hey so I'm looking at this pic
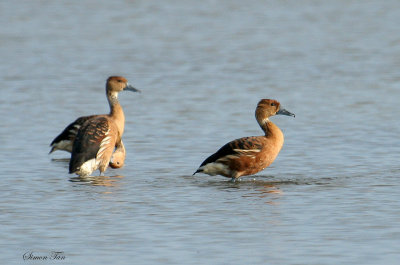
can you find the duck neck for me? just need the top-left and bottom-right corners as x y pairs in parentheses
(259, 118), (280, 138)
(107, 91), (125, 136)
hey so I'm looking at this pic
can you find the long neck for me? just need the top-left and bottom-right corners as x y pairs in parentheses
(107, 91), (125, 136)
(258, 118), (283, 139)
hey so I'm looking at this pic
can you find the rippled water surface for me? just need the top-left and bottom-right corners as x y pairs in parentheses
(1, 0), (400, 264)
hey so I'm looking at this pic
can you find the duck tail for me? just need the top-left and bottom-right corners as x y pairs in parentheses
(193, 169), (202, 176)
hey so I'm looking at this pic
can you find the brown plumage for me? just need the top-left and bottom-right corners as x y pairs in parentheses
(193, 99), (294, 180)
(109, 140), (126, 169)
(69, 76), (139, 177)
(49, 115), (96, 154)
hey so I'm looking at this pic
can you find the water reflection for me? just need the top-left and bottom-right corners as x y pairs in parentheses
(52, 158), (125, 188)
(69, 175), (125, 187)
(188, 174), (337, 200)
(192, 174), (320, 186)
(51, 158), (70, 163)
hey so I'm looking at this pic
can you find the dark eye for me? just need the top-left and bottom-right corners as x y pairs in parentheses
(118, 80), (123, 83)
(271, 103), (275, 106)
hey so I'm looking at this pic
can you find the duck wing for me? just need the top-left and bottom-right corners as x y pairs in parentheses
(49, 115), (97, 152)
(196, 136), (264, 170)
(69, 117), (113, 173)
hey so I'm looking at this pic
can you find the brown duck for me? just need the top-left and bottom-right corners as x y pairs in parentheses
(194, 99), (294, 181)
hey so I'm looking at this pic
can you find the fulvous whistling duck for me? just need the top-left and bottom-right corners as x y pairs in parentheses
(69, 76), (139, 177)
(193, 99), (294, 181)
(50, 79), (140, 154)
(109, 140), (126, 169)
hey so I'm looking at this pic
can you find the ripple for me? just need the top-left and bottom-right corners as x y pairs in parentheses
(69, 175), (125, 187)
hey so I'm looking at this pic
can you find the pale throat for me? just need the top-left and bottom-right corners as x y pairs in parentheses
(261, 117), (270, 124)
(108, 91), (119, 106)
(258, 117), (270, 127)
(258, 117), (272, 135)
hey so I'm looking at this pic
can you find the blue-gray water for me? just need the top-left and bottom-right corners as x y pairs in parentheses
(1, 1), (400, 264)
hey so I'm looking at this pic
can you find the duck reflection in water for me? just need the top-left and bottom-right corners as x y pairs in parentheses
(69, 175), (125, 187)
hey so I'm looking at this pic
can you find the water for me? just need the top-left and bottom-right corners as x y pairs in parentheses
(1, 0), (400, 264)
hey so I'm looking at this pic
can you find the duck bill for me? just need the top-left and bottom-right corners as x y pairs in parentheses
(124, 83), (140, 92)
(277, 108), (295, 117)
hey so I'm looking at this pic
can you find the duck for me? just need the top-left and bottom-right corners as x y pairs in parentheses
(68, 76), (139, 177)
(193, 99), (294, 181)
(109, 140), (126, 169)
(49, 79), (140, 154)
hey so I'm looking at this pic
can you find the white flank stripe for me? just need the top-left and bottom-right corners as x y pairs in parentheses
(97, 135), (111, 160)
(233, 149), (261, 153)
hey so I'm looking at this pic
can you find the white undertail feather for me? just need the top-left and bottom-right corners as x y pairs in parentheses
(199, 162), (231, 176)
(77, 158), (99, 176)
(51, 140), (72, 152)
